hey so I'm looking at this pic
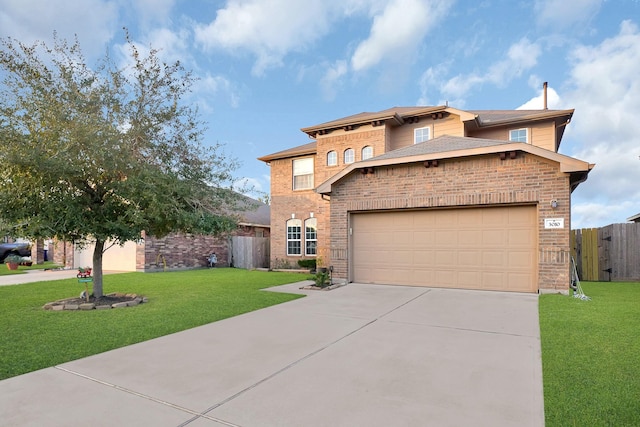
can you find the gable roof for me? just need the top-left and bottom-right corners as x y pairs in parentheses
(300, 106), (573, 137)
(235, 194), (271, 228)
(257, 141), (316, 163)
(258, 105), (575, 163)
(316, 135), (593, 195)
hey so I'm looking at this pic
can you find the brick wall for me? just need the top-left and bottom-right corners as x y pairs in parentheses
(140, 226), (266, 271)
(52, 239), (74, 268)
(269, 155), (330, 268)
(328, 152), (572, 292)
(268, 128), (387, 269)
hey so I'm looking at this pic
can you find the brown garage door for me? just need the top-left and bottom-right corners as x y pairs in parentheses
(351, 206), (537, 292)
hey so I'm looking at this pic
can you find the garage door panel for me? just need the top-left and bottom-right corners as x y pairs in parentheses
(508, 251), (535, 268)
(352, 206), (538, 292)
(458, 250), (481, 267)
(435, 250), (457, 266)
(435, 230), (458, 246)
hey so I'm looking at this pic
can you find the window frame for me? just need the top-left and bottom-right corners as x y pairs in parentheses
(292, 157), (314, 190)
(304, 218), (317, 256)
(327, 150), (338, 166)
(414, 126), (431, 144)
(286, 218), (302, 256)
(344, 148), (355, 164)
(509, 128), (528, 143)
(361, 145), (373, 160)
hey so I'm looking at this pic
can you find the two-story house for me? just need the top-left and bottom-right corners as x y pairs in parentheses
(259, 104), (594, 293)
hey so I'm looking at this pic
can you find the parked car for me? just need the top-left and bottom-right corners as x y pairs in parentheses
(0, 242), (31, 262)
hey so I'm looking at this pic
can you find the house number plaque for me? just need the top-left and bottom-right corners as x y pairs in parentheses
(544, 218), (564, 229)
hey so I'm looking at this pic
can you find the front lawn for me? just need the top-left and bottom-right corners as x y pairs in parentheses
(0, 261), (62, 276)
(539, 282), (640, 426)
(0, 268), (305, 380)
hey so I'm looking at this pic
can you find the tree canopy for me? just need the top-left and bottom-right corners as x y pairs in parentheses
(0, 32), (241, 296)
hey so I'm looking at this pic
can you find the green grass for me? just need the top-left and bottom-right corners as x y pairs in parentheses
(0, 261), (62, 276)
(0, 268), (305, 380)
(539, 282), (640, 426)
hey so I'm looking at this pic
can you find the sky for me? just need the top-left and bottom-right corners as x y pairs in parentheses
(1, 0), (639, 228)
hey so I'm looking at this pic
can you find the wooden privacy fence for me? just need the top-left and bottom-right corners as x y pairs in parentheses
(571, 223), (640, 281)
(230, 236), (270, 270)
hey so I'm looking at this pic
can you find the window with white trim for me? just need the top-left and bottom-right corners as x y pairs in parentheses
(414, 126), (431, 144)
(286, 218), (302, 255)
(327, 150), (337, 166)
(305, 218), (317, 256)
(361, 146), (373, 160)
(509, 128), (528, 143)
(344, 148), (355, 164)
(292, 157), (314, 190)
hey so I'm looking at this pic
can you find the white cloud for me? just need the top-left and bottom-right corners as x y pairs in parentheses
(196, 73), (241, 109)
(194, 0), (333, 75)
(0, 0), (118, 56)
(563, 20), (640, 227)
(132, 0), (177, 27)
(320, 60), (348, 101)
(436, 38), (541, 101)
(534, 0), (602, 31)
(350, 0), (451, 72)
(517, 85), (562, 110)
(144, 27), (191, 65)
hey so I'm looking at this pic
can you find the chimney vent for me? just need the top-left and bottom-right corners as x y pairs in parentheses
(543, 82), (548, 110)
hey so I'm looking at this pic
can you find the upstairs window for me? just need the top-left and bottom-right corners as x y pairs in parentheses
(344, 148), (355, 164)
(305, 218), (317, 256)
(509, 128), (528, 143)
(293, 158), (314, 190)
(327, 150), (338, 166)
(362, 146), (373, 160)
(414, 126), (431, 144)
(286, 219), (302, 255)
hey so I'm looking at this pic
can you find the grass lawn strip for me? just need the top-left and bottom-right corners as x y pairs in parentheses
(539, 282), (640, 426)
(0, 268), (304, 380)
(0, 261), (62, 276)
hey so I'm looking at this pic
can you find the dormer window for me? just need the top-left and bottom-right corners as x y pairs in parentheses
(414, 127), (431, 144)
(509, 128), (528, 143)
(344, 148), (355, 164)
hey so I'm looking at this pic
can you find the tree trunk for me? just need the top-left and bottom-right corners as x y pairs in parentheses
(92, 239), (105, 298)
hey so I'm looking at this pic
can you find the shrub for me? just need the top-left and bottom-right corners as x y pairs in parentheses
(297, 259), (316, 269)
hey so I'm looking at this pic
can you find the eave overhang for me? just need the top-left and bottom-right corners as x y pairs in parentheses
(258, 141), (317, 163)
(316, 142), (594, 195)
(301, 106), (478, 138)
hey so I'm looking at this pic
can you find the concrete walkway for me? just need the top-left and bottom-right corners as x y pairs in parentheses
(0, 269), (125, 286)
(0, 282), (544, 427)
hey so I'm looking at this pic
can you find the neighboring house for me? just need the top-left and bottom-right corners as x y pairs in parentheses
(627, 213), (640, 223)
(259, 105), (594, 293)
(53, 196), (270, 271)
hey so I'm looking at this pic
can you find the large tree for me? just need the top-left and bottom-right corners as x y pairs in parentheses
(0, 32), (240, 297)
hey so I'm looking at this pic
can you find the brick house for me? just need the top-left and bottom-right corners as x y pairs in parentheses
(54, 196), (270, 271)
(259, 105), (594, 293)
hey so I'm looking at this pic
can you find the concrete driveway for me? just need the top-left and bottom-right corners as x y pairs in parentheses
(0, 282), (544, 427)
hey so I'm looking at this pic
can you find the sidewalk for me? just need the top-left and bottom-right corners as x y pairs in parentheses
(0, 269), (125, 286)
